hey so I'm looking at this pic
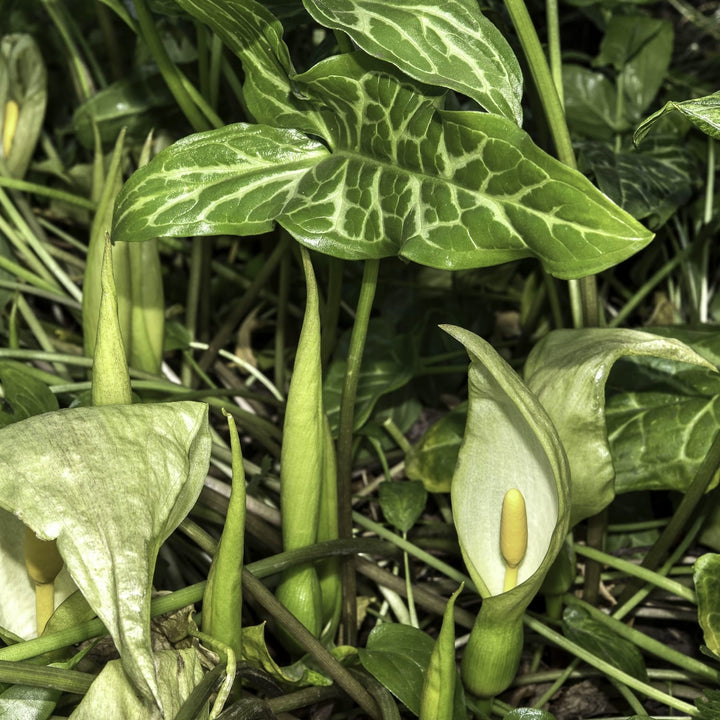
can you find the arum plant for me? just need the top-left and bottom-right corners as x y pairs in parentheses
(0, 232), (212, 714)
(442, 325), (571, 699)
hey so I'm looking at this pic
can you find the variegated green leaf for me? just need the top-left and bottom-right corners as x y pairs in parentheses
(694, 553), (720, 657)
(281, 54), (653, 276)
(174, 0), (327, 136)
(302, 0), (523, 123)
(635, 90), (720, 145)
(112, 123), (329, 242)
(578, 140), (696, 227)
(114, 55), (653, 278)
(606, 363), (720, 496)
(525, 328), (716, 524)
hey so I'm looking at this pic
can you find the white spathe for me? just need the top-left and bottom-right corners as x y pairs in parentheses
(0, 509), (76, 639)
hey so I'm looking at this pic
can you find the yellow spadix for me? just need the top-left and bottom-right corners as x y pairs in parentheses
(500, 488), (527, 592)
(3, 100), (19, 158)
(24, 527), (63, 635)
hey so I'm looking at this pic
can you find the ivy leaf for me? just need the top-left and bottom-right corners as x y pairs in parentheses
(173, 0), (326, 135)
(578, 140), (696, 228)
(0, 402), (211, 711)
(405, 403), (466, 493)
(694, 554), (720, 657)
(378, 481), (427, 533)
(301, 0), (523, 123)
(635, 90), (720, 145)
(562, 605), (648, 682)
(358, 623), (433, 715)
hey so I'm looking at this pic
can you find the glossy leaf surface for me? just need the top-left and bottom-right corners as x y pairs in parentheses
(405, 403), (466, 493)
(595, 16), (673, 121)
(578, 140), (695, 227)
(358, 622), (433, 715)
(0, 402), (211, 709)
(72, 74), (174, 149)
(606, 361), (720, 495)
(525, 328), (715, 525)
(174, 0), (326, 135)
(694, 553), (720, 657)
(635, 90), (720, 144)
(379, 481), (427, 533)
(563, 65), (626, 139)
(562, 605), (648, 681)
(0, 361), (58, 428)
(324, 321), (416, 434)
(302, 0), (523, 123)
(114, 55), (653, 279)
(281, 54), (653, 275)
(113, 123), (329, 242)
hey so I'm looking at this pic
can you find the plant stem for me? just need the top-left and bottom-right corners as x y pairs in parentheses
(572, 543), (696, 603)
(132, 0), (211, 132)
(523, 614), (699, 715)
(242, 569), (382, 719)
(322, 257), (344, 368)
(565, 595), (720, 683)
(198, 232), (290, 371)
(337, 258), (379, 645)
(353, 511), (475, 591)
(182, 238), (205, 386)
(532, 657), (580, 708)
(0, 659), (93, 694)
(274, 246), (290, 392)
(503, 0), (575, 168)
(582, 507), (606, 606)
(0, 177), (96, 210)
(545, 0), (564, 106)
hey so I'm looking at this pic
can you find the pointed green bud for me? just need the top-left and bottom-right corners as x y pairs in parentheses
(91, 234), (132, 406)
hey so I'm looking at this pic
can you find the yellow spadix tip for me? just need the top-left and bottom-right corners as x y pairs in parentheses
(25, 527), (64, 585)
(501, 488), (527, 592)
(3, 100), (19, 159)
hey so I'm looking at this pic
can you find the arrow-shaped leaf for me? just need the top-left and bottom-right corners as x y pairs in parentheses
(114, 55), (654, 278)
(302, 0), (523, 124)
